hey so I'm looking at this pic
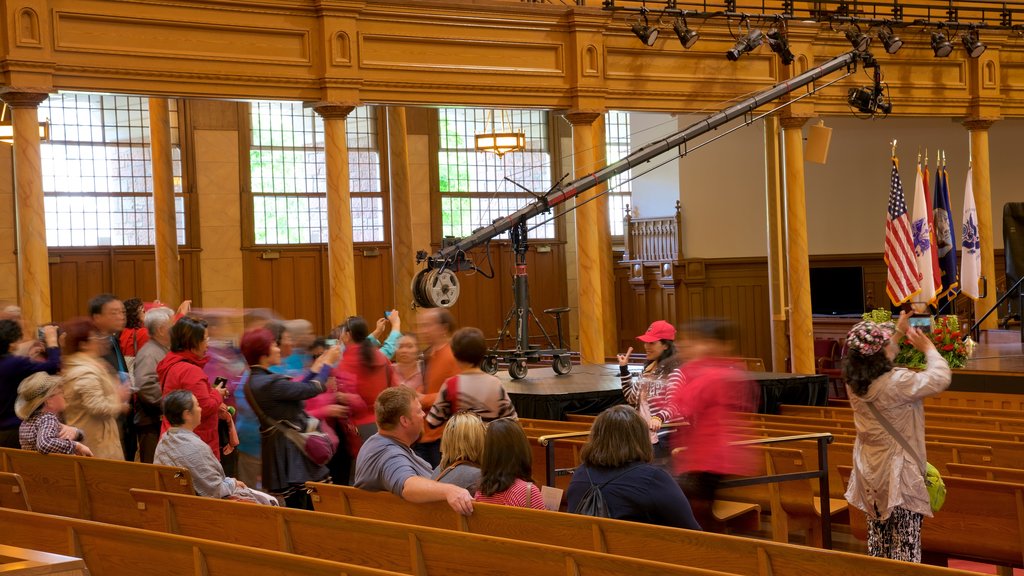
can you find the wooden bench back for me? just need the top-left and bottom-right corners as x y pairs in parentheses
(780, 405), (1024, 432)
(0, 447), (192, 526)
(0, 472), (29, 511)
(925, 391), (1024, 412)
(307, 483), (973, 576)
(946, 463), (1024, 483)
(838, 466), (1024, 568)
(130, 488), (733, 576)
(0, 507), (404, 576)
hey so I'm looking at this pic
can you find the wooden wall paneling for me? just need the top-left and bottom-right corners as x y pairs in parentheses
(353, 248), (395, 323)
(111, 253), (157, 301)
(48, 252), (110, 323)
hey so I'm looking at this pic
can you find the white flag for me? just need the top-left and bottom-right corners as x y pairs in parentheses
(911, 164), (937, 306)
(961, 168), (981, 299)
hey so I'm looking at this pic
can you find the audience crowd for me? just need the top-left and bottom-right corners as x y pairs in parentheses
(3, 293), (858, 548)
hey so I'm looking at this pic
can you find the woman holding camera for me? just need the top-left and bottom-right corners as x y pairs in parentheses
(0, 320), (61, 448)
(842, 311), (951, 562)
(157, 316), (226, 459)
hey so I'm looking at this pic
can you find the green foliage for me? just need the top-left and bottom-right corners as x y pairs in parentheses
(861, 309), (972, 369)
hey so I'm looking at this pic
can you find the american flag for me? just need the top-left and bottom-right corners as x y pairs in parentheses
(885, 158), (921, 305)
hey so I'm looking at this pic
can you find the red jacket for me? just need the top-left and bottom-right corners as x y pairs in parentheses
(157, 350), (223, 458)
(668, 357), (756, 476)
(331, 344), (394, 427)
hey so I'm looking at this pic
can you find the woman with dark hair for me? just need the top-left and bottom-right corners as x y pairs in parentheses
(617, 320), (681, 457)
(334, 316), (394, 441)
(242, 327), (338, 509)
(667, 318), (755, 531)
(0, 319), (61, 447)
(474, 419), (544, 509)
(157, 316), (226, 458)
(62, 317), (131, 460)
(568, 406), (700, 529)
(119, 298), (147, 357)
(842, 312), (951, 562)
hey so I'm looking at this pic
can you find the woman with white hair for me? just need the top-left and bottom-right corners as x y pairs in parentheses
(132, 306), (175, 463)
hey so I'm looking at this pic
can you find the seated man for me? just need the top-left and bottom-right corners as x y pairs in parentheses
(354, 386), (473, 515)
(155, 389), (277, 506)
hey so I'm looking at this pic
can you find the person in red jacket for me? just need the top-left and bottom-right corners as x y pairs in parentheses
(668, 318), (756, 531)
(333, 316), (394, 441)
(157, 316), (227, 459)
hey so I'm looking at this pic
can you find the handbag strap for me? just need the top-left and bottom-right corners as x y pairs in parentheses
(435, 459), (476, 482)
(865, 401), (927, 477)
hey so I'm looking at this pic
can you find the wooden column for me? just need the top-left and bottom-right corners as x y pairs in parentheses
(764, 116), (789, 372)
(2, 92), (50, 334)
(781, 115), (814, 374)
(565, 111), (606, 364)
(592, 113), (618, 355)
(387, 107), (415, 311)
(314, 104), (357, 328)
(149, 97), (181, 305)
(963, 118), (999, 330)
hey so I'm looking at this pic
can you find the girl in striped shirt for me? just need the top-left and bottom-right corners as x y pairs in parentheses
(473, 419), (544, 509)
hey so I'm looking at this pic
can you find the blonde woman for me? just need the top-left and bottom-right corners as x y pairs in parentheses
(431, 411), (486, 492)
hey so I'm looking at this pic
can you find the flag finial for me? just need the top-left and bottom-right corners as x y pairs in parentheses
(891, 139), (898, 157)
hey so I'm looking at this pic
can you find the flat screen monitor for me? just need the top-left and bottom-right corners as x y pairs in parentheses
(810, 266), (865, 316)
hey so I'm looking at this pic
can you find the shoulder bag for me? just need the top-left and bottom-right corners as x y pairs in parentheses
(865, 401), (946, 513)
(244, 377), (335, 467)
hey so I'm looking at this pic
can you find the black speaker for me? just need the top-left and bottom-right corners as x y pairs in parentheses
(1004, 203), (1024, 308)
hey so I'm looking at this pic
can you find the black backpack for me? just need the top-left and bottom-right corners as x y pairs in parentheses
(572, 467), (631, 518)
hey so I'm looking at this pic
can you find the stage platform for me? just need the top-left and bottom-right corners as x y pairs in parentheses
(499, 363), (828, 420)
(953, 341), (1024, 394)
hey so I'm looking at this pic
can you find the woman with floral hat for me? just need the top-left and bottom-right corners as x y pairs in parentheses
(842, 310), (951, 562)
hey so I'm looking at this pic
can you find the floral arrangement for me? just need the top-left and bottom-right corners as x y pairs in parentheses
(859, 309), (974, 369)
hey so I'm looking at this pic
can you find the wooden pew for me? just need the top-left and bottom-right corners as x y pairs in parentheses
(306, 482), (973, 576)
(0, 507), (404, 576)
(0, 544), (86, 575)
(925, 391), (1024, 412)
(762, 446), (849, 547)
(838, 466), (1024, 570)
(0, 471), (30, 511)
(738, 415), (1024, 445)
(779, 405), (1024, 433)
(129, 488), (737, 576)
(0, 447), (192, 527)
(946, 463), (1024, 483)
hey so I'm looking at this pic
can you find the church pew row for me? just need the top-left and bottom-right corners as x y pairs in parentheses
(828, 397), (1024, 421)
(0, 447), (193, 527)
(779, 405), (1024, 433)
(946, 463), (1024, 483)
(0, 544), (86, 574)
(924, 391), (1024, 412)
(737, 409), (1024, 440)
(837, 466), (1024, 570)
(129, 489), (736, 576)
(0, 507), (404, 576)
(0, 471), (30, 511)
(305, 482), (973, 576)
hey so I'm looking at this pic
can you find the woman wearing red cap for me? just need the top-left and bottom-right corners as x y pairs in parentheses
(617, 320), (681, 462)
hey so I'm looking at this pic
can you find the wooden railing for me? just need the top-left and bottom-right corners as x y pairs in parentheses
(622, 200), (683, 267)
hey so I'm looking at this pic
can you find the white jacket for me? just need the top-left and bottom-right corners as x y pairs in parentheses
(844, 349), (951, 521)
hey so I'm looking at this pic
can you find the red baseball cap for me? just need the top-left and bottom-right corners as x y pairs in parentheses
(637, 320), (676, 343)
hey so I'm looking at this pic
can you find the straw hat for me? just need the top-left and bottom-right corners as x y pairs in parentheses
(15, 372), (63, 420)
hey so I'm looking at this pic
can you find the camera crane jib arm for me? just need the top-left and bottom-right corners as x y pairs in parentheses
(413, 49), (865, 309)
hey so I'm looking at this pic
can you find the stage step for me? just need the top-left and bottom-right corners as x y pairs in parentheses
(980, 329), (1024, 344)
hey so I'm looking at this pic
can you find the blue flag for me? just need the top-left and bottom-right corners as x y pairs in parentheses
(933, 164), (958, 299)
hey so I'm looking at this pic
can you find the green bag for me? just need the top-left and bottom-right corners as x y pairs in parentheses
(925, 462), (946, 513)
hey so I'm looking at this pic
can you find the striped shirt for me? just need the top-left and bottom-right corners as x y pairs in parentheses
(20, 411), (77, 455)
(620, 360), (679, 423)
(426, 372), (518, 428)
(475, 478), (545, 509)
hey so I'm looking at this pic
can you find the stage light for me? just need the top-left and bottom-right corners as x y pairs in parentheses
(931, 30), (953, 57)
(631, 9), (659, 47)
(673, 16), (699, 49)
(766, 29), (795, 65)
(845, 25), (871, 52)
(962, 28), (986, 58)
(726, 29), (763, 61)
(877, 25), (903, 54)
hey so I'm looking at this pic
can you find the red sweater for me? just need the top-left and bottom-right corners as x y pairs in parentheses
(668, 357), (756, 476)
(157, 350), (223, 458)
(332, 344), (393, 427)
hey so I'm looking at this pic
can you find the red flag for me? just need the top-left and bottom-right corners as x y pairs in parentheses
(885, 158), (921, 305)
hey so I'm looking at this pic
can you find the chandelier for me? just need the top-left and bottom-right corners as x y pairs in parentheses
(474, 109), (526, 158)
